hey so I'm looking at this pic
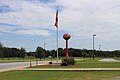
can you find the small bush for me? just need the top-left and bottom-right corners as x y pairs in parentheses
(61, 57), (76, 66)
(69, 58), (75, 65)
(61, 62), (68, 66)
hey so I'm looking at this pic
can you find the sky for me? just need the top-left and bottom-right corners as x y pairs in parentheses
(0, 0), (120, 51)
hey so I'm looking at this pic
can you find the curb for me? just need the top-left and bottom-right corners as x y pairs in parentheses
(23, 68), (120, 71)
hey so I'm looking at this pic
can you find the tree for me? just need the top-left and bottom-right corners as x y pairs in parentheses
(50, 50), (56, 59)
(45, 50), (50, 57)
(82, 49), (87, 59)
(58, 48), (65, 57)
(20, 47), (26, 59)
(68, 48), (74, 57)
(3, 47), (11, 59)
(35, 46), (44, 60)
(0, 43), (3, 58)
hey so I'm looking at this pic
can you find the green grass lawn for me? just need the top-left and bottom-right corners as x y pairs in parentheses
(32, 62), (120, 68)
(0, 70), (120, 80)
(32, 58), (120, 68)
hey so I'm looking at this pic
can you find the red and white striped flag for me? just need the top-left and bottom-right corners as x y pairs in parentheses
(54, 10), (58, 28)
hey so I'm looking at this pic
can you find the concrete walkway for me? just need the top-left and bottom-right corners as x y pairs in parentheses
(23, 68), (120, 71)
(0, 66), (25, 72)
(1, 67), (120, 72)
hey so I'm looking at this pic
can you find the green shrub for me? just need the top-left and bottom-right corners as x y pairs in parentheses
(61, 62), (68, 66)
(61, 57), (76, 66)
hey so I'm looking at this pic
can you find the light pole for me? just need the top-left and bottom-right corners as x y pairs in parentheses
(99, 45), (101, 58)
(44, 43), (46, 60)
(93, 34), (96, 60)
(44, 43), (46, 50)
(99, 45), (101, 51)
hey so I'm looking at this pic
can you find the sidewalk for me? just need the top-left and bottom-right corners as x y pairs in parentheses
(0, 67), (25, 72)
(1, 67), (120, 72)
(23, 68), (120, 71)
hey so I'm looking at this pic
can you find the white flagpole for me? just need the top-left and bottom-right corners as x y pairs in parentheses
(57, 26), (58, 64)
(55, 6), (59, 64)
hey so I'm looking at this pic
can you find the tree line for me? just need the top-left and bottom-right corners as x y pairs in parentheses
(0, 43), (120, 60)
(0, 43), (26, 59)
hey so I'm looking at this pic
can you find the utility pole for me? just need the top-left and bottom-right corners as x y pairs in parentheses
(93, 34), (96, 60)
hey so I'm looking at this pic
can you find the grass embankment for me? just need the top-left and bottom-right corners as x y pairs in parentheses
(0, 70), (120, 80)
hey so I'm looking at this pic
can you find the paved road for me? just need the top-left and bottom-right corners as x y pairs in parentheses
(0, 60), (59, 72)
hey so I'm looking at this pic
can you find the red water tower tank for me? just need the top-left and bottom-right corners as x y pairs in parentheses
(63, 33), (71, 40)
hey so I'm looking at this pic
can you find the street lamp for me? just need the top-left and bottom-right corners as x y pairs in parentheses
(98, 45), (101, 58)
(44, 43), (46, 50)
(44, 43), (46, 60)
(93, 34), (96, 60)
(99, 45), (101, 51)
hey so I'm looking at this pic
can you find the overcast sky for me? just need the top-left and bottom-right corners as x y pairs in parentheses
(0, 0), (120, 51)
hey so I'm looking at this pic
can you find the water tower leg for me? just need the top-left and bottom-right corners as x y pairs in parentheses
(66, 40), (69, 58)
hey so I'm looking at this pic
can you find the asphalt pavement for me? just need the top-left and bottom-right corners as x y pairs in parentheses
(0, 60), (58, 72)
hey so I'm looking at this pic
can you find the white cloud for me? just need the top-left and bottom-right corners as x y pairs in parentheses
(1, 0), (120, 50)
(16, 29), (51, 36)
(0, 0), (55, 30)
(0, 27), (14, 32)
(57, 0), (120, 39)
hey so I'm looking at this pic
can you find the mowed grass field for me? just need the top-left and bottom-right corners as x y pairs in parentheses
(33, 62), (120, 68)
(0, 70), (120, 80)
(32, 58), (120, 68)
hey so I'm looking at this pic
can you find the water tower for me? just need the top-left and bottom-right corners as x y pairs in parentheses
(63, 33), (71, 58)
